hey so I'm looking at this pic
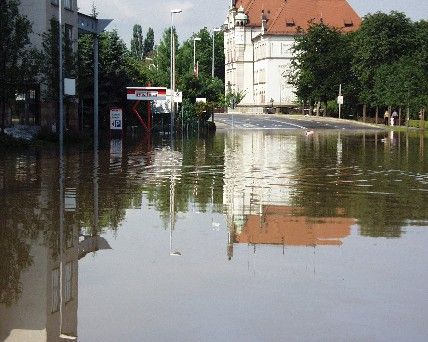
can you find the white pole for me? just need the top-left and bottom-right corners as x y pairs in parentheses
(338, 84), (342, 119)
(170, 13), (174, 134)
(212, 32), (215, 78)
(193, 38), (196, 71)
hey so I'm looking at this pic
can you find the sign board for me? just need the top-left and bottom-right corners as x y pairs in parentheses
(174, 91), (183, 103)
(337, 95), (344, 105)
(196, 98), (207, 103)
(64, 78), (76, 96)
(127, 87), (167, 101)
(152, 89), (183, 114)
(110, 108), (123, 130)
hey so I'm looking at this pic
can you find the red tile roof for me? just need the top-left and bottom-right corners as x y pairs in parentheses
(234, 0), (361, 34)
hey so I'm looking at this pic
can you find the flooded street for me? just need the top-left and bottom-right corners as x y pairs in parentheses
(1, 130), (428, 341)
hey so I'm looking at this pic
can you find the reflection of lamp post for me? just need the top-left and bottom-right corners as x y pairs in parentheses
(193, 37), (201, 73)
(211, 28), (221, 78)
(170, 9), (182, 136)
(169, 174), (181, 256)
(58, 112), (77, 340)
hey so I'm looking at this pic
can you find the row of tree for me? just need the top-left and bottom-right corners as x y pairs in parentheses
(77, 24), (226, 129)
(290, 12), (428, 120)
(0, 0), (226, 133)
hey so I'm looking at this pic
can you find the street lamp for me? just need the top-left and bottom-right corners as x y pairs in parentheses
(211, 28), (221, 78)
(170, 9), (182, 136)
(193, 37), (201, 74)
(58, 0), (64, 147)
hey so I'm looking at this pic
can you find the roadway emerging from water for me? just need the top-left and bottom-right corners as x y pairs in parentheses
(215, 113), (382, 131)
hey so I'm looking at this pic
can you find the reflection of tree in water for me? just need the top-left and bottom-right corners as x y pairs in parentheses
(144, 135), (225, 223)
(0, 152), (42, 306)
(292, 132), (428, 238)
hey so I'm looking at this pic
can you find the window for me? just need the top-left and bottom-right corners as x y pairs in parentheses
(51, 268), (60, 312)
(286, 18), (295, 27)
(65, 262), (73, 302)
(65, 24), (73, 43)
(64, 0), (72, 10)
(344, 19), (353, 27)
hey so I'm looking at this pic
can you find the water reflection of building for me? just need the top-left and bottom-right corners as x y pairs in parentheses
(223, 131), (298, 232)
(228, 206), (353, 258)
(0, 228), (110, 342)
(0, 147), (111, 341)
(223, 132), (354, 259)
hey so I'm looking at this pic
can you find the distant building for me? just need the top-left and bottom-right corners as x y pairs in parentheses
(14, 0), (79, 130)
(224, 0), (361, 113)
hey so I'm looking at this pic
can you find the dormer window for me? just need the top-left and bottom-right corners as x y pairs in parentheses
(344, 19), (353, 27)
(286, 18), (295, 27)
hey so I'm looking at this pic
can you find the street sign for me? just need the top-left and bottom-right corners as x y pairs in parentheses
(174, 91), (183, 103)
(196, 98), (207, 103)
(110, 108), (123, 130)
(337, 95), (344, 105)
(127, 87), (167, 101)
(64, 78), (76, 96)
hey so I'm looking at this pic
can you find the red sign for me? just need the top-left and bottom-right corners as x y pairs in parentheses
(127, 87), (167, 101)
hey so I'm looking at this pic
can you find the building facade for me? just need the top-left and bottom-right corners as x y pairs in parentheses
(16, 0), (79, 130)
(224, 0), (361, 113)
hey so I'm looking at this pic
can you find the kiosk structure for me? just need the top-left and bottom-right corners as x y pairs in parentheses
(126, 87), (167, 132)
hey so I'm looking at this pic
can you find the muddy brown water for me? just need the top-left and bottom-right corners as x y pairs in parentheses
(0, 130), (427, 341)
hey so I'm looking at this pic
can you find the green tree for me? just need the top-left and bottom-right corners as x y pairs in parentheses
(41, 19), (76, 102)
(153, 28), (177, 87)
(351, 11), (415, 106)
(290, 23), (353, 115)
(130, 24), (143, 61)
(143, 27), (155, 57)
(0, 0), (38, 131)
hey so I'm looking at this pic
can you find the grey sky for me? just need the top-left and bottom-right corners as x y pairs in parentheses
(78, 0), (428, 45)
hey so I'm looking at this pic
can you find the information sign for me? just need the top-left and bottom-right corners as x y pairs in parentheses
(110, 108), (123, 130)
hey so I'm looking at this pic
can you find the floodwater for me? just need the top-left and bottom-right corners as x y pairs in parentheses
(0, 129), (427, 341)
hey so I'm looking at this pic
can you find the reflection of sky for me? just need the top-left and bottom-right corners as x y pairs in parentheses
(78, 197), (428, 341)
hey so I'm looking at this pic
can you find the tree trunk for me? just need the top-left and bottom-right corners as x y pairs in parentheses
(398, 107), (402, 127)
(316, 101), (321, 117)
(309, 102), (313, 116)
(421, 108), (426, 130)
(375, 106), (379, 124)
(301, 101), (305, 116)
(406, 107), (410, 127)
(362, 104), (367, 123)
(1, 98), (5, 133)
(324, 101), (328, 117)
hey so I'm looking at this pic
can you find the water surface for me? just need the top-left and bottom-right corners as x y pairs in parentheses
(0, 130), (427, 341)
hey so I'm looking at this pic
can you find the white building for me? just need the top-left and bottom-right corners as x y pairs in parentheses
(224, 0), (361, 113)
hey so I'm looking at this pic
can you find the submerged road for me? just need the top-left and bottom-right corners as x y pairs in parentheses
(215, 113), (382, 131)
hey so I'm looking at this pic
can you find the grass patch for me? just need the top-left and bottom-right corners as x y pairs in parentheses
(408, 120), (428, 129)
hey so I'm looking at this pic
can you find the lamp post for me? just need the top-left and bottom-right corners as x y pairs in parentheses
(211, 28), (221, 78)
(58, 0), (64, 147)
(193, 37), (201, 73)
(170, 9), (182, 136)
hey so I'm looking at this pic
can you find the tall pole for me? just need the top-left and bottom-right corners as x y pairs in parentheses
(94, 35), (99, 145)
(170, 9), (182, 137)
(193, 37), (201, 76)
(59, 0), (64, 146)
(170, 13), (174, 136)
(212, 32), (215, 78)
(338, 84), (342, 120)
(211, 29), (221, 78)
